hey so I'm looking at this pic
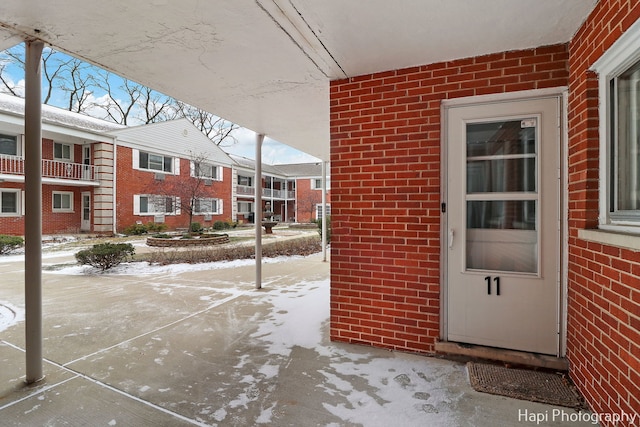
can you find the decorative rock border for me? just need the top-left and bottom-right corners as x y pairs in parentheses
(146, 233), (230, 247)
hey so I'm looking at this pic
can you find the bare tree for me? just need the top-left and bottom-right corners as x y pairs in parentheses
(0, 61), (20, 96)
(41, 48), (72, 105)
(90, 70), (142, 125)
(0, 44), (238, 148)
(151, 152), (221, 230)
(0, 44), (88, 106)
(139, 86), (175, 124)
(60, 58), (92, 113)
(174, 101), (238, 146)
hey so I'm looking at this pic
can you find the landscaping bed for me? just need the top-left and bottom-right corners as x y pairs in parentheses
(146, 233), (230, 247)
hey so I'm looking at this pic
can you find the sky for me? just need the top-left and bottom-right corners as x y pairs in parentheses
(221, 127), (321, 165)
(0, 45), (321, 165)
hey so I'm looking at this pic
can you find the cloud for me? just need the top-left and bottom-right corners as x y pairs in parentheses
(223, 127), (320, 165)
(0, 77), (24, 97)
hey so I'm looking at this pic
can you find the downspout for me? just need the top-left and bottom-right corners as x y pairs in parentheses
(24, 39), (44, 384)
(321, 161), (327, 262)
(112, 136), (118, 235)
(255, 133), (264, 290)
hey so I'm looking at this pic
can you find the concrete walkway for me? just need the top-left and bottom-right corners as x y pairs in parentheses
(0, 234), (596, 426)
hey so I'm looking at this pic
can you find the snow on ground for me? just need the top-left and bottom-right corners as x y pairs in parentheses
(0, 301), (24, 333)
(250, 278), (463, 426)
(1, 237), (464, 426)
(47, 255), (305, 276)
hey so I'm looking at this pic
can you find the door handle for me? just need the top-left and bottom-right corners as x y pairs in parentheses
(448, 229), (454, 249)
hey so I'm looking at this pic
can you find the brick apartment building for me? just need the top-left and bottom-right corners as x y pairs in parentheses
(0, 94), (123, 235)
(0, 95), (330, 235)
(231, 154), (330, 224)
(107, 119), (235, 232)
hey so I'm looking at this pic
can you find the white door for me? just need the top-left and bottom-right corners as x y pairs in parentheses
(82, 145), (91, 180)
(81, 192), (91, 231)
(445, 96), (561, 355)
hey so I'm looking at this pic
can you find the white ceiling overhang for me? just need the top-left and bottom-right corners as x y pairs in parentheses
(0, 0), (598, 160)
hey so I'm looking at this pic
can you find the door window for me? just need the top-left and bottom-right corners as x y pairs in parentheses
(465, 119), (539, 274)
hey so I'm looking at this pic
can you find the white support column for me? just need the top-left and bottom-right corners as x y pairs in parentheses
(270, 176), (274, 217)
(255, 133), (264, 290)
(321, 160), (328, 262)
(284, 179), (289, 222)
(24, 39), (44, 384)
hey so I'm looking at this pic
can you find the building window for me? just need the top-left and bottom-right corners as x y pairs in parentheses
(52, 192), (73, 212)
(195, 198), (222, 214)
(238, 175), (252, 186)
(0, 134), (18, 156)
(610, 60), (640, 220)
(593, 19), (640, 231)
(134, 195), (178, 215)
(238, 201), (252, 213)
(192, 162), (219, 180)
(139, 151), (173, 173)
(0, 190), (19, 215)
(54, 142), (72, 161)
(316, 203), (331, 220)
(311, 178), (330, 190)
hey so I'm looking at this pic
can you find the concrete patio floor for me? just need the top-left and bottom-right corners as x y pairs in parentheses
(0, 233), (596, 426)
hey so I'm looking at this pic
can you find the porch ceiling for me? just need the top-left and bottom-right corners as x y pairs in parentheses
(0, 1), (597, 160)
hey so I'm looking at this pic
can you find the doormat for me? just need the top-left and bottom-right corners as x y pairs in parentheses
(467, 362), (585, 408)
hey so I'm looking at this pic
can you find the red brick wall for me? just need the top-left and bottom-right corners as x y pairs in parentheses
(42, 185), (87, 234)
(295, 178), (330, 223)
(567, 1), (640, 423)
(115, 146), (233, 232)
(330, 44), (569, 353)
(0, 182), (25, 235)
(0, 182), (92, 235)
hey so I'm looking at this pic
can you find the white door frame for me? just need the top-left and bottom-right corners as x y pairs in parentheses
(81, 191), (91, 231)
(82, 144), (91, 180)
(440, 87), (569, 356)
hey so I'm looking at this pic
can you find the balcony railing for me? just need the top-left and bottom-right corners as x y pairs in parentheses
(0, 155), (96, 182)
(237, 185), (295, 199)
(237, 185), (255, 196)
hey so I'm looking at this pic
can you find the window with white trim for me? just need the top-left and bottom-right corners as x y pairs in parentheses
(311, 178), (330, 190)
(238, 201), (252, 214)
(54, 142), (73, 161)
(192, 161), (220, 180)
(593, 19), (640, 231)
(52, 191), (73, 212)
(0, 134), (19, 156)
(238, 175), (252, 186)
(138, 151), (173, 173)
(134, 195), (179, 215)
(0, 190), (20, 215)
(194, 198), (222, 214)
(316, 203), (331, 220)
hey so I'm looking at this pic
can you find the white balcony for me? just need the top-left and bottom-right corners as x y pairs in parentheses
(237, 185), (255, 196)
(236, 184), (294, 200)
(0, 155), (97, 185)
